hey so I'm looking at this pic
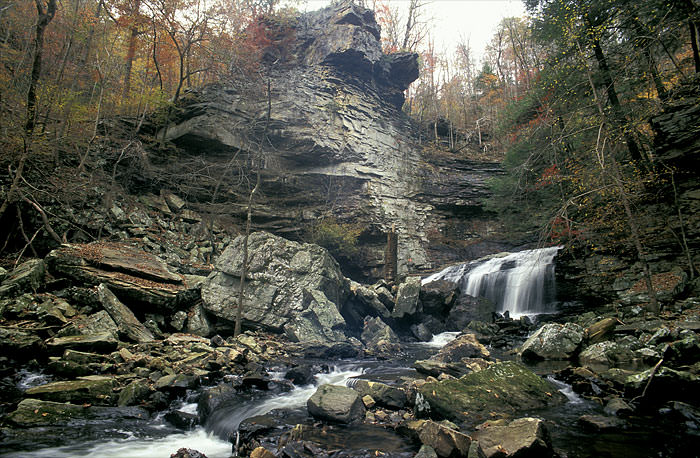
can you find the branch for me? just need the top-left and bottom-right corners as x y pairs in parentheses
(22, 196), (62, 244)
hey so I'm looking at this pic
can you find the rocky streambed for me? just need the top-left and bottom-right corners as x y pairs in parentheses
(1, 231), (699, 457)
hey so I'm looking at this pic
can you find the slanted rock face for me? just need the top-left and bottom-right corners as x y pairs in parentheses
(307, 384), (365, 424)
(158, 2), (501, 281)
(519, 323), (584, 361)
(201, 231), (350, 340)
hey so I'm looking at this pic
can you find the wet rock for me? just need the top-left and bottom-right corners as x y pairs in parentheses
(45, 332), (119, 354)
(360, 316), (400, 356)
(579, 341), (636, 368)
(473, 417), (553, 458)
(0, 259), (45, 297)
(399, 419), (475, 458)
(419, 280), (459, 315)
(197, 383), (237, 422)
(392, 276), (421, 319)
(165, 410), (199, 430)
(97, 284), (154, 343)
(413, 359), (472, 378)
(46, 242), (194, 309)
(414, 445), (438, 458)
(118, 379), (152, 406)
(250, 447), (275, 458)
(307, 384), (365, 424)
(519, 323), (584, 361)
(0, 327), (43, 355)
(202, 232), (349, 336)
(624, 366), (700, 406)
(5, 398), (150, 427)
(348, 282), (392, 321)
(298, 340), (362, 359)
(431, 333), (490, 362)
(411, 323), (433, 342)
(666, 330), (700, 367)
(25, 375), (115, 405)
(604, 398), (634, 417)
(155, 374), (199, 391)
(578, 414), (625, 432)
(418, 362), (566, 427)
(446, 295), (495, 331)
(170, 448), (208, 458)
(351, 379), (407, 409)
(285, 365), (314, 385)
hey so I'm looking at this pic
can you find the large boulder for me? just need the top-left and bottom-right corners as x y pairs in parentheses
(519, 323), (584, 360)
(46, 242), (196, 309)
(392, 276), (422, 319)
(579, 341), (636, 368)
(446, 295), (495, 331)
(307, 384), (365, 424)
(202, 232), (350, 341)
(417, 362), (566, 427)
(473, 417), (554, 458)
(419, 280), (459, 316)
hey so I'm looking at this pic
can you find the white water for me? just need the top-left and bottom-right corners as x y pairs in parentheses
(547, 376), (584, 405)
(423, 247), (561, 318)
(9, 366), (364, 458)
(418, 331), (460, 348)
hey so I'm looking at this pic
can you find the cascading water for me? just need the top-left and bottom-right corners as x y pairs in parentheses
(422, 246), (561, 318)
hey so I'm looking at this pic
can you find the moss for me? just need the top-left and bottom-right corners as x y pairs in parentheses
(418, 361), (566, 426)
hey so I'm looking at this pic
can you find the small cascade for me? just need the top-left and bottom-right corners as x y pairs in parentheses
(423, 246), (561, 318)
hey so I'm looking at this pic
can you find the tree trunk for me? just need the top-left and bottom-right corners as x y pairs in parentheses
(383, 224), (398, 284)
(25, 0), (57, 134)
(235, 79), (272, 337)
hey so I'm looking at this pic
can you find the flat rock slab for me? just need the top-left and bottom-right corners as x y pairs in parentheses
(45, 332), (119, 354)
(46, 242), (193, 309)
(474, 417), (553, 458)
(25, 376), (115, 405)
(5, 398), (149, 427)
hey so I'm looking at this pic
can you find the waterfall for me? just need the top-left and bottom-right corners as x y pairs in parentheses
(423, 246), (560, 318)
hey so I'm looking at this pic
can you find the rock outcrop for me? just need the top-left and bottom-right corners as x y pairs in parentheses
(156, 1), (502, 281)
(202, 231), (350, 342)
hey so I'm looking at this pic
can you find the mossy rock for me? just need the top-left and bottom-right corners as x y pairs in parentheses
(25, 376), (115, 405)
(6, 398), (150, 427)
(417, 361), (566, 427)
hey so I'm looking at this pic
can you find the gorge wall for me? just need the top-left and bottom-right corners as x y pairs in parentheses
(147, 1), (504, 281)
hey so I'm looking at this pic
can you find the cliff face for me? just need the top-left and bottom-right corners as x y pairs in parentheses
(156, 2), (502, 280)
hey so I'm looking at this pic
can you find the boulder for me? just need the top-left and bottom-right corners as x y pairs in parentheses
(578, 341), (636, 368)
(413, 359), (477, 378)
(170, 449), (209, 458)
(417, 362), (566, 427)
(625, 366), (700, 406)
(0, 327), (43, 355)
(473, 417), (553, 458)
(118, 379), (152, 406)
(5, 398), (150, 427)
(0, 258), (45, 297)
(185, 304), (214, 337)
(348, 281), (392, 321)
(45, 332), (119, 354)
(284, 289), (347, 343)
(46, 242), (195, 309)
(97, 284), (154, 343)
(307, 384), (365, 424)
(25, 376), (115, 405)
(415, 445), (438, 458)
(202, 232), (349, 336)
(392, 276), (422, 319)
(519, 323), (584, 360)
(446, 295), (495, 331)
(578, 414), (625, 432)
(360, 316), (400, 356)
(400, 419), (476, 458)
(431, 333), (490, 362)
(420, 280), (459, 315)
(351, 379), (407, 409)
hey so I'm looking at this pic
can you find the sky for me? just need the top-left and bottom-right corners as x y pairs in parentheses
(300, 0), (527, 63)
